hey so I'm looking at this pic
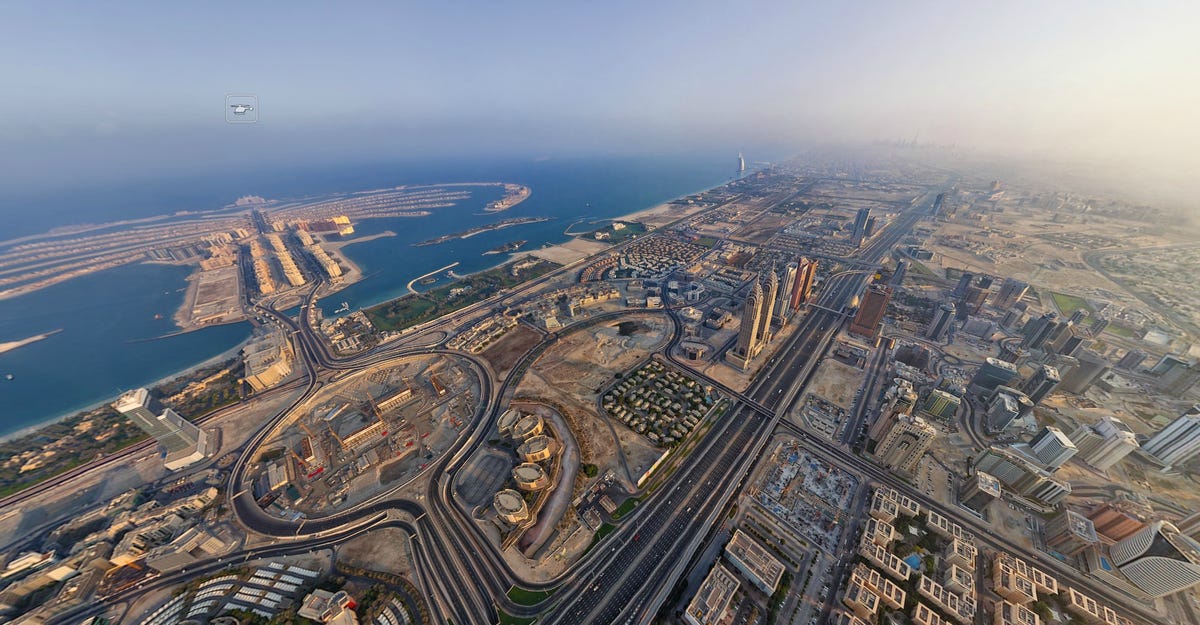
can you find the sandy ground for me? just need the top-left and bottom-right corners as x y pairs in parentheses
(527, 237), (611, 266)
(804, 359), (862, 410)
(336, 528), (413, 576)
(513, 315), (669, 487)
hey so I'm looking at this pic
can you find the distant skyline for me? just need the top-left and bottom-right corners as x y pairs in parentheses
(1, 1), (1197, 206)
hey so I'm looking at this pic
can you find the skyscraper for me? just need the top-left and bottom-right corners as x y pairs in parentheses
(776, 262), (797, 322)
(994, 278), (1029, 311)
(926, 302), (956, 342)
(1058, 349), (1110, 394)
(1116, 349), (1147, 372)
(1021, 313), (1059, 350)
(1027, 426), (1078, 469)
(970, 357), (1019, 396)
(848, 284), (892, 340)
(1020, 364), (1061, 405)
(873, 414), (936, 476)
(1044, 510), (1099, 557)
(790, 257), (817, 312)
(1070, 416), (1139, 472)
(1142, 405), (1200, 469)
(1111, 521), (1200, 598)
(726, 280), (765, 371)
(952, 272), (975, 298)
(851, 208), (871, 247)
(757, 269), (778, 344)
(114, 388), (209, 470)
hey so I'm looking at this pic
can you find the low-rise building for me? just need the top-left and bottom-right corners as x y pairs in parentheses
(724, 529), (785, 594)
(684, 563), (739, 625)
(849, 564), (906, 609)
(994, 600), (1040, 625)
(859, 538), (913, 581)
(1063, 587), (1120, 625)
(842, 580), (881, 622)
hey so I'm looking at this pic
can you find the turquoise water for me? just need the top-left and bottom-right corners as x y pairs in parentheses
(0, 154), (743, 437)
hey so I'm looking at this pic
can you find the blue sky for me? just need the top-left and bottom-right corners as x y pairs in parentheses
(1, 1), (1197, 196)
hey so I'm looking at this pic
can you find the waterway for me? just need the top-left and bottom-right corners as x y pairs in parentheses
(0, 153), (748, 438)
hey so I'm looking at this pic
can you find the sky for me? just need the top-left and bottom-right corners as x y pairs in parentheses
(0, 1), (1197, 203)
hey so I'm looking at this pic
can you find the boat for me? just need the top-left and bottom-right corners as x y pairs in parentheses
(4, 373), (13, 381)
(334, 302), (350, 314)
(153, 313), (164, 320)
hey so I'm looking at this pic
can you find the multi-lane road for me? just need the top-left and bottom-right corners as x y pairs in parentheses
(33, 178), (1165, 625)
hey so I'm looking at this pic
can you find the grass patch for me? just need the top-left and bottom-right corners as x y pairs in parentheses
(367, 259), (558, 331)
(1049, 291), (1094, 316)
(612, 497), (641, 520)
(1105, 324), (1139, 339)
(695, 236), (719, 248)
(506, 586), (552, 606)
(496, 609), (536, 625)
(583, 523), (616, 556)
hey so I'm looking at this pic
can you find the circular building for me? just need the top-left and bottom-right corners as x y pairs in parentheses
(513, 463), (552, 491)
(517, 435), (555, 463)
(498, 408), (522, 437)
(512, 413), (544, 440)
(493, 489), (530, 525)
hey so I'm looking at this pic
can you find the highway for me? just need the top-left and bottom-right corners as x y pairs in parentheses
(36, 177), (1164, 625)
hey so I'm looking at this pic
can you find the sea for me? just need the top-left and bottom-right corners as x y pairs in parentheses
(0, 153), (745, 438)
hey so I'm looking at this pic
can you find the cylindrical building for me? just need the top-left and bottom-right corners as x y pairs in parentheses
(512, 413), (545, 440)
(493, 489), (530, 525)
(1111, 521), (1200, 597)
(513, 463), (552, 491)
(517, 435), (555, 463)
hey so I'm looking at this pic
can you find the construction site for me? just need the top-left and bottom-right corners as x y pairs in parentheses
(248, 354), (481, 518)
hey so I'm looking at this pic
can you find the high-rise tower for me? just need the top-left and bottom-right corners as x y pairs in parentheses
(726, 281), (765, 371)
(114, 388), (209, 470)
(1142, 405), (1200, 469)
(757, 269), (778, 344)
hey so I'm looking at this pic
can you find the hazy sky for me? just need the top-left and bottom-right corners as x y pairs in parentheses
(1, 1), (1197, 197)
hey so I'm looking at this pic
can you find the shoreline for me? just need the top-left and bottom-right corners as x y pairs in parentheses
(2, 172), (732, 443)
(0, 334), (252, 444)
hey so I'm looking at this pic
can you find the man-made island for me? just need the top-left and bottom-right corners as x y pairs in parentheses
(484, 183), (532, 212)
(412, 217), (551, 247)
(483, 240), (527, 255)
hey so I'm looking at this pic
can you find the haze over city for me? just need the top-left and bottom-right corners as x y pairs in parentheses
(5, 4), (1200, 625)
(1, 1), (1198, 205)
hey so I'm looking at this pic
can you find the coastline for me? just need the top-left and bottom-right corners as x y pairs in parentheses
(0, 334), (252, 444)
(2, 171), (732, 443)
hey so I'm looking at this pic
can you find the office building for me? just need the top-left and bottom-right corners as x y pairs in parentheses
(1070, 417), (1139, 472)
(1156, 361), (1200, 398)
(1111, 521), (1200, 598)
(1175, 512), (1200, 542)
(953, 272), (975, 298)
(726, 280), (766, 371)
(961, 285), (990, 315)
(959, 471), (1001, 514)
(1151, 354), (1190, 375)
(1142, 405), (1200, 469)
(1044, 509), (1099, 556)
(851, 208), (871, 247)
(1116, 349), (1147, 372)
(986, 386), (1033, 433)
(790, 257), (817, 312)
(1059, 349), (1110, 394)
(974, 446), (1071, 507)
(873, 414), (936, 476)
(1048, 327), (1087, 357)
(724, 530), (785, 594)
(776, 262), (797, 322)
(848, 284), (892, 340)
(1021, 313), (1059, 350)
(1088, 503), (1149, 543)
(1021, 365), (1061, 405)
(970, 358), (1019, 396)
(756, 269), (778, 346)
(1027, 427), (1077, 469)
(684, 563), (739, 625)
(926, 302), (956, 342)
(921, 389), (961, 422)
(114, 389), (209, 470)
